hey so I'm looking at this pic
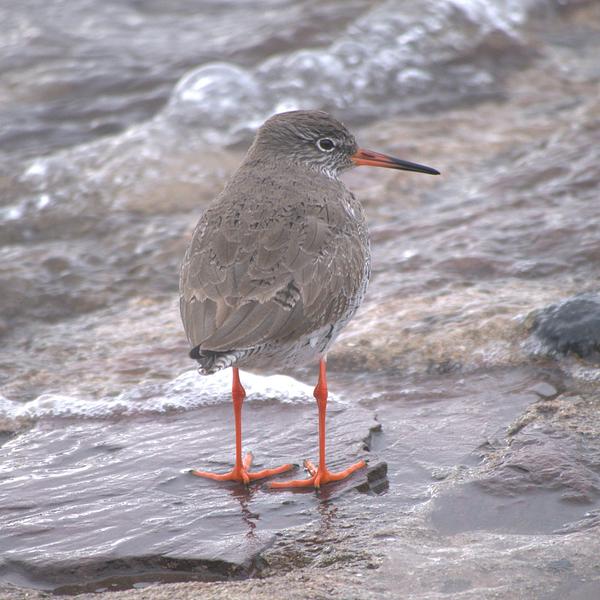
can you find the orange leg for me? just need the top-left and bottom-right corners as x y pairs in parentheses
(191, 367), (295, 484)
(270, 358), (366, 489)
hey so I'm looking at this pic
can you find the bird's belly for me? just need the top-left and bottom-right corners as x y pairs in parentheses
(233, 328), (333, 373)
(234, 290), (366, 374)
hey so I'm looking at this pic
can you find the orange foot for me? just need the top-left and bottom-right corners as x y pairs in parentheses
(269, 458), (366, 489)
(190, 452), (295, 485)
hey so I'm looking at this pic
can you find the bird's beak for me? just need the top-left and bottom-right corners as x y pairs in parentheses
(351, 148), (440, 175)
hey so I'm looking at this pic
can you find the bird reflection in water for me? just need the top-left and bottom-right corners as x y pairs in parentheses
(229, 484), (259, 540)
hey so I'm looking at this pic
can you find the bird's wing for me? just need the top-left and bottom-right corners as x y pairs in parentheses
(180, 191), (368, 352)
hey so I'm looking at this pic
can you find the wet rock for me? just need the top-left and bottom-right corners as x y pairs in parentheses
(531, 293), (600, 360)
(0, 387), (375, 594)
(376, 518), (600, 600)
(5, 554), (264, 596)
(507, 398), (561, 435)
(432, 390), (600, 536)
(478, 434), (600, 503)
(3, 368), (600, 600)
(361, 422), (382, 452)
(355, 462), (389, 495)
(530, 381), (558, 399)
(555, 509), (600, 534)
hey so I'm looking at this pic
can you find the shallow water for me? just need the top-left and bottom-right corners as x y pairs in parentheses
(0, 388), (370, 591)
(6, 366), (595, 594)
(2, 0), (600, 596)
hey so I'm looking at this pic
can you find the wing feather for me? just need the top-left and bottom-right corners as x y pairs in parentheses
(180, 163), (369, 352)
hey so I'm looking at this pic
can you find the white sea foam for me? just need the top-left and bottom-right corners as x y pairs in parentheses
(164, 0), (531, 146)
(0, 370), (316, 422)
(15, 0), (536, 224)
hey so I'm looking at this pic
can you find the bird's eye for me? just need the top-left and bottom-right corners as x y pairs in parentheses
(317, 138), (335, 152)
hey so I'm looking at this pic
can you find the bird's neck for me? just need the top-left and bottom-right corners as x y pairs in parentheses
(242, 145), (341, 182)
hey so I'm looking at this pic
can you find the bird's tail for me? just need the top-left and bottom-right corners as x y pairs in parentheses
(189, 346), (239, 375)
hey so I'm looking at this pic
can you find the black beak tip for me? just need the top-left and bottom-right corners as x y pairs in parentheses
(410, 164), (440, 176)
(390, 156), (440, 176)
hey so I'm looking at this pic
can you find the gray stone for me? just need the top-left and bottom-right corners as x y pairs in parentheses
(531, 294), (600, 360)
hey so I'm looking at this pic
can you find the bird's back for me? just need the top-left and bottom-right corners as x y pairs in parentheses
(180, 157), (370, 374)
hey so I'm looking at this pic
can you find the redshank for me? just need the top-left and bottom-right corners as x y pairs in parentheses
(180, 110), (439, 488)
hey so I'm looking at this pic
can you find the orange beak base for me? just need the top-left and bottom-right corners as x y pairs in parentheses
(352, 148), (440, 175)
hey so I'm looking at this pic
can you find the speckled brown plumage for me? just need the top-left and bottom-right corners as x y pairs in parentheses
(180, 111), (370, 374)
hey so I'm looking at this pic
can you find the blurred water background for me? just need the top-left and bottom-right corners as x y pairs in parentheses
(1, 1), (600, 597)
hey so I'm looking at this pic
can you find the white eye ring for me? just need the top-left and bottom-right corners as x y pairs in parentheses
(317, 138), (335, 152)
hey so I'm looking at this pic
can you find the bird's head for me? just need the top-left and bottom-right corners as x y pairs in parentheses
(251, 110), (440, 179)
